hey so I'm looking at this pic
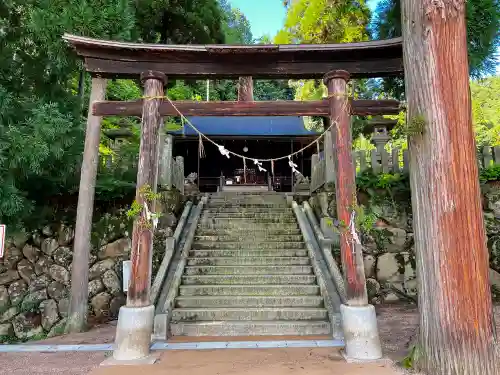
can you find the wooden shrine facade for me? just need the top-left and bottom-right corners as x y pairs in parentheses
(63, 33), (404, 331)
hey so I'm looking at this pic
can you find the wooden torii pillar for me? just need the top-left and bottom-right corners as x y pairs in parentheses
(324, 70), (381, 361)
(112, 71), (166, 362)
(67, 77), (107, 333)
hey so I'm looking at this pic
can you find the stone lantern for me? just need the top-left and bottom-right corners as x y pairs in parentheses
(369, 117), (396, 154)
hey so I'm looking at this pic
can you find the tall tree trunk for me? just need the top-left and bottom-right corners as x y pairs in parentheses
(238, 76), (254, 101)
(401, 1), (499, 374)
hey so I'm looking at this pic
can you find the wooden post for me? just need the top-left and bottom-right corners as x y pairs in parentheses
(159, 133), (173, 188)
(401, 2), (498, 374)
(324, 70), (368, 306)
(323, 118), (336, 187)
(127, 71), (166, 307)
(238, 76), (254, 101)
(67, 77), (107, 333)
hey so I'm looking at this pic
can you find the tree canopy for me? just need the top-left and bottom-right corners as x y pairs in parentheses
(371, 0), (500, 80)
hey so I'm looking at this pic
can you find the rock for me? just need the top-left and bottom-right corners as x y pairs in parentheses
(35, 255), (53, 276)
(12, 312), (44, 340)
(98, 238), (130, 260)
(40, 299), (59, 331)
(21, 288), (48, 311)
(8, 280), (27, 306)
(32, 232), (43, 247)
(363, 255), (376, 279)
(28, 274), (52, 293)
(0, 306), (18, 323)
(159, 213), (177, 230)
(17, 259), (35, 283)
(41, 238), (59, 256)
(49, 265), (70, 286)
(22, 244), (40, 263)
(53, 247), (73, 267)
(366, 278), (381, 301)
(385, 228), (407, 252)
(109, 295), (126, 318)
(0, 270), (20, 285)
(376, 253), (404, 283)
(3, 247), (23, 269)
(47, 281), (69, 301)
(88, 279), (105, 298)
(42, 225), (54, 237)
(11, 232), (30, 249)
(102, 270), (121, 296)
(0, 323), (14, 337)
(384, 292), (400, 303)
(47, 318), (67, 338)
(89, 259), (115, 280)
(89, 254), (97, 266)
(0, 286), (10, 314)
(57, 224), (74, 246)
(57, 298), (70, 318)
(91, 292), (111, 319)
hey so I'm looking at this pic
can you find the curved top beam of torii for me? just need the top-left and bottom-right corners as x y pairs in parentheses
(63, 34), (403, 79)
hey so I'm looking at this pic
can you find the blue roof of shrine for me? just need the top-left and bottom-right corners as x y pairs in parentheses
(170, 116), (319, 137)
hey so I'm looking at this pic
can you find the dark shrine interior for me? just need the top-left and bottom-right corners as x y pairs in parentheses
(173, 137), (315, 192)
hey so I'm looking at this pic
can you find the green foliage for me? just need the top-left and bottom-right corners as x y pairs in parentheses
(372, 0), (500, 97)
(471, 76), (500, 146)
(480, 165), (500, 183)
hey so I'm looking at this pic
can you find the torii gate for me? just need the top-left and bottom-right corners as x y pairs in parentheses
(63, 34), (403, 362)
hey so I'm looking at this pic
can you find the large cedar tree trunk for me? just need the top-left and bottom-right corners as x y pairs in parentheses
(401, 1), (499, 374)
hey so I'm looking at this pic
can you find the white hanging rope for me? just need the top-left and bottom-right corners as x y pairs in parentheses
(159, 95), (348, 163)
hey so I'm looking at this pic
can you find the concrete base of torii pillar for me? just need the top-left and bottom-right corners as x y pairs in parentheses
(340, 304), (383, 362)
(101, 305), (158, 366)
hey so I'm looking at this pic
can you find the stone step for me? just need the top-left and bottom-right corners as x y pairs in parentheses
(186, 257), (310, 266)
(193, 234), (304, 242)
(189, 249), (308, 257)
(175, 296), (325, 308)
(181, 274), (317, 285)
(204, 208), (291, 213)
(199, 216), (297, 223)
(201, 212), (295, 219)
(171, 307), (329, 322)
(184, 265), (312, 275)
(207, 203), (289, 209)
(191, 241), (305, 250)
(195, 228), (302, 236)
(178, 284), (320, 296)
(170, 320), (331, 337)
(197, 222), (300, 230)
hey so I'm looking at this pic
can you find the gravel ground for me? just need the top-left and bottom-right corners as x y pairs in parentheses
(0, 304), (498, 375)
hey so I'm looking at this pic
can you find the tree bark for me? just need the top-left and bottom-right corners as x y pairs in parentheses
(238, 76), (254, 101)
(127, 71), (166, 307)
(324, 70), (368, 306)
(66, 77), (107, 333)
(401, 1), (499, 374)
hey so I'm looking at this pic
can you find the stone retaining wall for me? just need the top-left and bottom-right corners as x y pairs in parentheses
(0, 189), (184, 342)
(309, 181), (500, 305)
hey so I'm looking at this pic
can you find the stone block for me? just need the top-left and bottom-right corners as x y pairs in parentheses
(53, 247), (73, 267)
(0, 270), (20, 286)
(34, 255), (53, 276)
(0, 306), (19, 323)
(47, 281), (69, 301)
(17, 259), (35, 283)
(3, 248), (23, 270)
(21, 288), (48, 311)
(41, 238), (59, 256)
(12, 312), (44, 340)
(40, 299), (59, 331)
(89, 259), (115, 280)
(98, 238), (131, 260)
(49, 265), (70, 286)
(364, 255), (376, 279)
(102, 270), (122, 296)
(57, 224), (74, 246)
(0, 286), (10, 314)
(91, 292), (112, 319)
(8, 279), (27, 306)
(22, 244), (40, 263)
(88, 279), (105, 298)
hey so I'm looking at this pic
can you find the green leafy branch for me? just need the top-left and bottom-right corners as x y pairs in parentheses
(126, 184), (162, 229)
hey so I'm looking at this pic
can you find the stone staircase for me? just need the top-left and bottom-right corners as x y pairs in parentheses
(169, 193), (333, 337)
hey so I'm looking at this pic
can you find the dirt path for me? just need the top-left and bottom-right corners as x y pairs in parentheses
(0, 305), (497, 375)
